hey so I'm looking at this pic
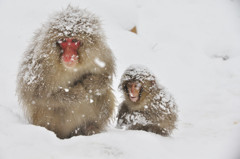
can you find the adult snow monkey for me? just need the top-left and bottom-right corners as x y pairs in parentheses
(17, 6), (115, 139)
(117, 65), (177, 136)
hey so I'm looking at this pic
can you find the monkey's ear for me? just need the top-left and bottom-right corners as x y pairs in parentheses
(118, 82), (128, 93)
(124, 84), (128, 93)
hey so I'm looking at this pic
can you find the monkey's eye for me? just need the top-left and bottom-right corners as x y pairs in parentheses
(72, 39), (78, 43)
(72, 39), (83, 46)
(57, 38), (66, 44)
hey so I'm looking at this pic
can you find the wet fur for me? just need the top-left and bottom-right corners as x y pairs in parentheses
(117, 70), (177, 136)
(17, 7), (115, 139)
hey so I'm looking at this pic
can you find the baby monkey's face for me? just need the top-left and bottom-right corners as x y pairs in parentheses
(126, 81), (142, 102)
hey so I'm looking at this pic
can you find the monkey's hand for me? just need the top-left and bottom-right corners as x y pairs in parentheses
(81, 73), (111, 95)
(44, 82), (89, 105)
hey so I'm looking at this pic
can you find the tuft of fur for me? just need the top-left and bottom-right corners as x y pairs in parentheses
(117, 65), (177, 136)
(16, 6), (115, 139)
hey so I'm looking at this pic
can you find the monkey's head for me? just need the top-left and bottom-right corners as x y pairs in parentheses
(34, 6), (112, 72)
(120, 65), (157, 108)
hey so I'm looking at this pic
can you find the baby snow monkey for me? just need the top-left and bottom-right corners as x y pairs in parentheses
(117, 65), (178, 136)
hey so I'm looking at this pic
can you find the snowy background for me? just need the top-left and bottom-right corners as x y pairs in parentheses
(0, 0), (240, 158)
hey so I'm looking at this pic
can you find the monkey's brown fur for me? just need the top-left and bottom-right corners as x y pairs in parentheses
(17, 6), (115, 139)
(117, 65), (177, 136)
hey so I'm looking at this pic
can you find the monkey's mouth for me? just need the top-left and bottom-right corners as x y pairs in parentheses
(61, 54), (79, 68)
(129, 94), (139, 102)
(130, 97), (138, 102)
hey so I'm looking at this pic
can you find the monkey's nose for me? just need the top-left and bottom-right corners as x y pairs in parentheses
(129, 92), (135, 97)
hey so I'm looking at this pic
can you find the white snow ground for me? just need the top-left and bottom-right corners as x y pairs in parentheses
(0, 0), (240, 159)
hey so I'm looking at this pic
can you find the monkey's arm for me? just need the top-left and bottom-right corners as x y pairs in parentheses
(117, 103), (132, 128)
(30, 73), (110, 107)
(46, 73), (110, 104)
(117, 103), (129, 119)
(30, 81), (89, 108)
(81, 73), (112, 95)
(53, 84), (88, 103)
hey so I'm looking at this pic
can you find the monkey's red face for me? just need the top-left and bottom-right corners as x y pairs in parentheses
(126, 81), (142, 102)
(57, 38), (81, 68)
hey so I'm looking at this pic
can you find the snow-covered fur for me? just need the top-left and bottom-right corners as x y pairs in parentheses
(16, 6), (115, 139)
(117, 65), (177, 136)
